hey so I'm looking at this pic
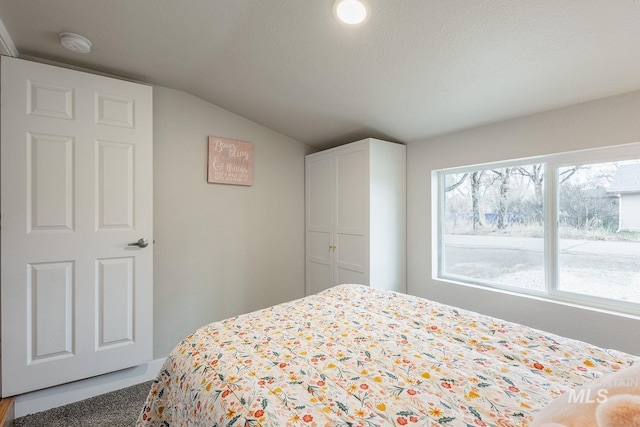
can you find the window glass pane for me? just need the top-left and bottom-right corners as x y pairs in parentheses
(557, 161), (640, 303)
(442, 164), (545, 291)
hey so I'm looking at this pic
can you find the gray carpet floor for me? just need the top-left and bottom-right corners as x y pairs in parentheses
(13, 381), (152, 426)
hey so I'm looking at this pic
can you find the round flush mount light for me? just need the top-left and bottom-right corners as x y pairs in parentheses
(59, 32), (92, 53)
(333, 0), (369, 26)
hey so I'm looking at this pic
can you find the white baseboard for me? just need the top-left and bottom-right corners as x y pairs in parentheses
(14, 358), (166, 419)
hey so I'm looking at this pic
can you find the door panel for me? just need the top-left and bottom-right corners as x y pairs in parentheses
(335, 233), (365, 271)
(28, 133), (74, 231)
(308, 262), (332, 296)
(97, 257), (134, 348)
(335, 149), (364, 233)
(307, 155), (333, 230)
(28, 261), (74, 362)
(96, 93), (134, 128)
(1, 57), (153, 397)
(97, 141), (134, 229)
(27, 80), (74, 120)
(308, 231), (331, 262)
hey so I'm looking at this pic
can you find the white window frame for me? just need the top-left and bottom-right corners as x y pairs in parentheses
(434, 142), (640, 315)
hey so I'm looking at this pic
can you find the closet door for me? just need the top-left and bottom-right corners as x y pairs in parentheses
(1, 57), (153, 396)
(306, 153), (334, 295)
(334, 145), (368, 285)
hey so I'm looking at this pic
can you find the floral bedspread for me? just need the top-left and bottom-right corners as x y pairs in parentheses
(137, 284), (637, 427)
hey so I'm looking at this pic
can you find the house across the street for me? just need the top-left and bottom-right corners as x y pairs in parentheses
(608, 164), (640, 231)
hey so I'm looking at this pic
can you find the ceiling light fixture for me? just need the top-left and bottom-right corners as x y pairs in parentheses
(333, 0), (369, 26)
(59, 32), (92, 53)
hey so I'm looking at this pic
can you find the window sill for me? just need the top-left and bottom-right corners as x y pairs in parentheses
(434, 275), (640, 321)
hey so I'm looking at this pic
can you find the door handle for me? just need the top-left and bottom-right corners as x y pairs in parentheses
(128, 238), (149, 248)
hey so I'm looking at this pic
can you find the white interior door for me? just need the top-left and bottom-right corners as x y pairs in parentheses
(1, 57), (153, 397)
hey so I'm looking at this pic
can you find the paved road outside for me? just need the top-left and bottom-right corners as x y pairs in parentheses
(444, 235), (640, 257)
(443, 234), (640, 303)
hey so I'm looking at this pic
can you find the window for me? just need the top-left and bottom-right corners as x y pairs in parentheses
(436, 144), (640, 312)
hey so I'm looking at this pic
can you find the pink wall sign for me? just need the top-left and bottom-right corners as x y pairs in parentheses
(207, 136), (253, 186)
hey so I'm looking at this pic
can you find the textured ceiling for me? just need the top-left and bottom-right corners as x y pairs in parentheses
(1, 1), (639, 149)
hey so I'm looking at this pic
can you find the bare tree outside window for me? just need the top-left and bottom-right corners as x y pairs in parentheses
(439, 156), (640, 307)
(442, 164), (545, 292)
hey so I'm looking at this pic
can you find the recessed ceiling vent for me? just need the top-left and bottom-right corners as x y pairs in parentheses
(59, 32), (92, 53)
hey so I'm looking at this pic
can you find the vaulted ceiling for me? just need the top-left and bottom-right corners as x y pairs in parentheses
(1, 1), (639, 149)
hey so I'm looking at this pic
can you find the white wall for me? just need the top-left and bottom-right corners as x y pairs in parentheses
(153, 86), (312, 358)
(407, 90), (640, 356)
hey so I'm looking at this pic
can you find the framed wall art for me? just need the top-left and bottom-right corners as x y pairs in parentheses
(207, 136), (253, 186)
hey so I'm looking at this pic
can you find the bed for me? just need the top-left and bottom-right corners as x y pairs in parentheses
(137, 284), (638, 426)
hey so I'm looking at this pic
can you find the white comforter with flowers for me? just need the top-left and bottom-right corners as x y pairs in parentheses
(137, 284), (637, 426)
